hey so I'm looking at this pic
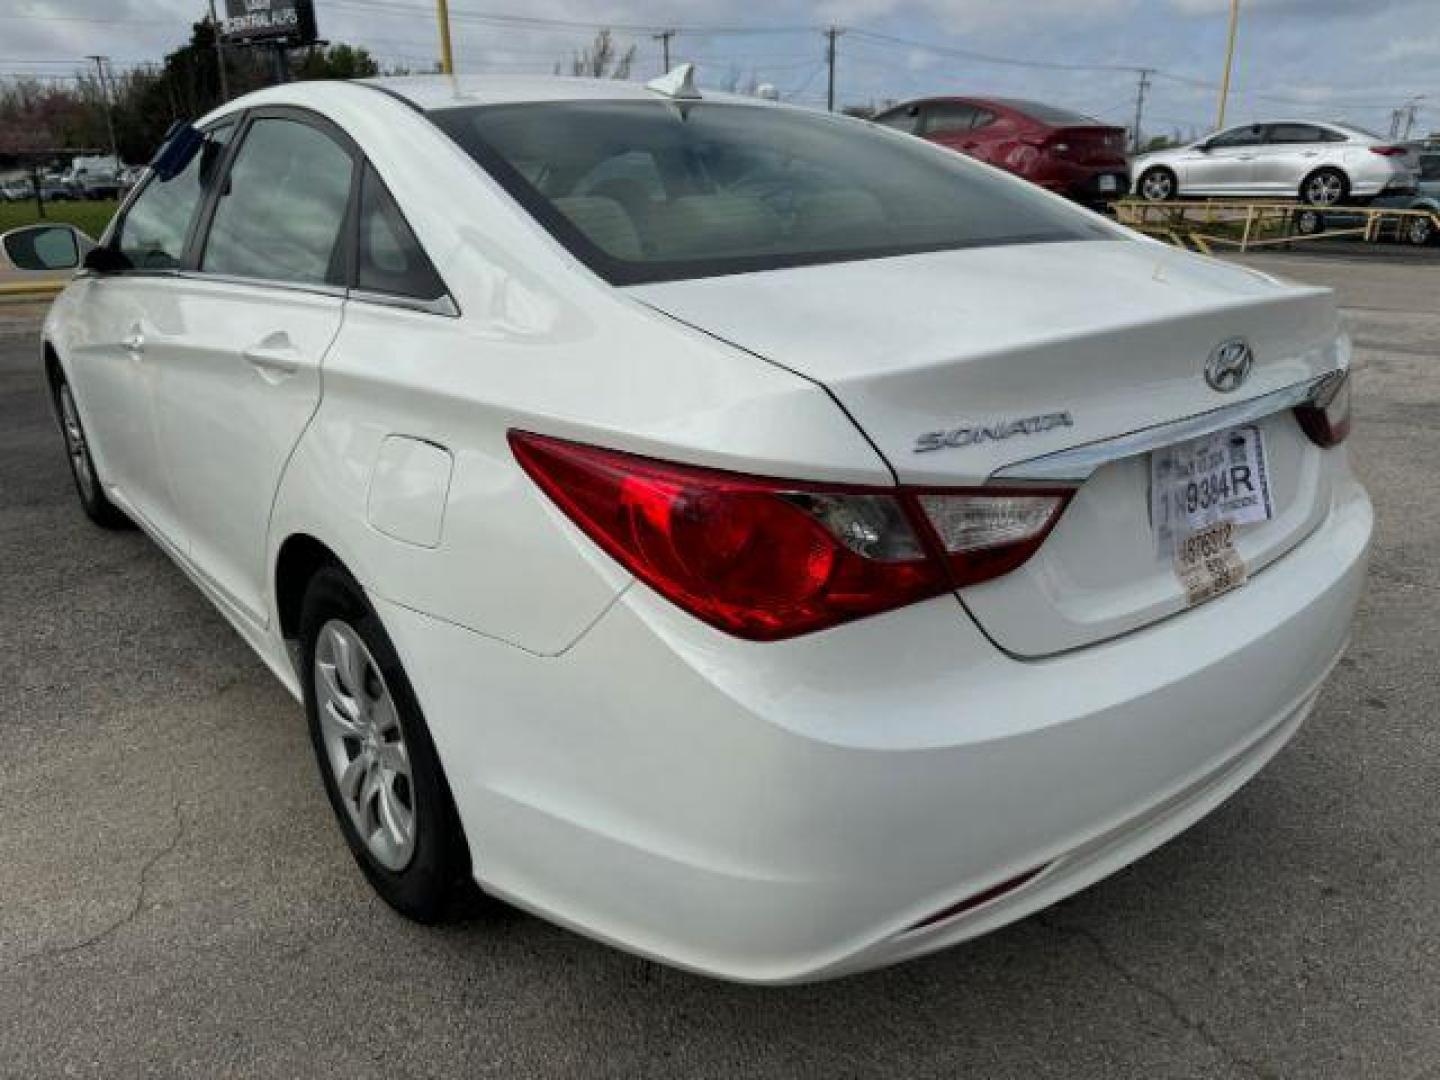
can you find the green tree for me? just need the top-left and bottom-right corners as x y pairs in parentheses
(295, 44), (380, 81)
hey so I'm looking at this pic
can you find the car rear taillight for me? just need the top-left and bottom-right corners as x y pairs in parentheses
(1294, 370), (1351, 447)
(510, 431), (1072, 640)
(1369, 146), (1409, 157)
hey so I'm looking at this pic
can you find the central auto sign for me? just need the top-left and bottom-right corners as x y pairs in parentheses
(222, 0), (319, 45)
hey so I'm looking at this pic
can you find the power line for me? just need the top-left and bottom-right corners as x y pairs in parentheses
(324, 0), (816, 36)
(847, 28), (1143, 74)
(0, 11), (172, 26)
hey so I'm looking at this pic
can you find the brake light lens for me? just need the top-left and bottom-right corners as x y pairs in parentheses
(1369, 145), (1408, 157)
(1294, 370), (1351, 447)
(510, 432), (1072, 641)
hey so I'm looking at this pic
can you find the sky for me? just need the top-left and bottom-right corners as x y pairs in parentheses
(2, 0), (1437, 142)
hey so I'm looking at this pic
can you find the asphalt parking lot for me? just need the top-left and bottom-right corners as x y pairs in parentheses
(2, 249), (1438, 1079)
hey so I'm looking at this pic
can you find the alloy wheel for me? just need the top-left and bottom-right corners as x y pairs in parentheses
(1306, 173), (1344, 206)
(1141, 171), (1173, 201)
(314, 619), (417, 871)
(58, 384), (96, 503)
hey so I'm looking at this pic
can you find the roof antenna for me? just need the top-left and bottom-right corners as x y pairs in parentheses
(646, 63), (701, 101)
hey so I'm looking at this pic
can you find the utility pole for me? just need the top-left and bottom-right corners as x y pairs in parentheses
(207, 0), (230, 102)
(653, 29), (676, 73)
(824, 27), (843, 112)
(1400, 96), (1425, 141)
(435, 0), (454, 74)
(1215, 0), (1240, 129)
(86, 55), (120, 167)
(1131, 68), (1152, 155)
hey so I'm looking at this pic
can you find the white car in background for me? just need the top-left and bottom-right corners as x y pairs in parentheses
(11, 73), (1370, 983)
(1134, 119), (1420, 205)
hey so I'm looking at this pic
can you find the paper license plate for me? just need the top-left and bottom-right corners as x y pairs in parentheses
(1151, 424), (1274, 602)
(1098, 175), (1119, 192)
(1174, 520), (1247, 605)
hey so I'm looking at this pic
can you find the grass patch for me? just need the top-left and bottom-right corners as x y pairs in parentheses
(0, 200), (120, 240)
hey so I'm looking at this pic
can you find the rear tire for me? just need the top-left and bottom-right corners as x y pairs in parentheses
(55, 377), (130, 529)
(1301, 168), (1349, 207)
(1402, 213), (1435, 246)
(300, 566), (473, 922)
(1138, 167), (1177, 202)
(1293, 208), (1326, 236)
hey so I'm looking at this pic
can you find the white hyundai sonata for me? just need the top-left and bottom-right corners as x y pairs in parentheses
(17, 70), (1370, 983)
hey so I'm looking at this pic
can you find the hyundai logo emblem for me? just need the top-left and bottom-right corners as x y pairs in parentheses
(1205, 338), (1254, 393)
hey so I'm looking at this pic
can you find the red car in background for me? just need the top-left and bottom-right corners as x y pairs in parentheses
(873, 97), (1130, 207)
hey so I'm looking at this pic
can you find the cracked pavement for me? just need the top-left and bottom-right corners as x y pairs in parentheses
(2, 248), (1439, 1078)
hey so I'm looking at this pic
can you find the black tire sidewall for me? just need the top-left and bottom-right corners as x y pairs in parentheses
(55, 377), (129, 529)
(299, 566), (471, 923)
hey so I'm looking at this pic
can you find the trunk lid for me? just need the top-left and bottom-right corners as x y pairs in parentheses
(1048, 125), (1129, 166)
(630, 239), (1346, 656)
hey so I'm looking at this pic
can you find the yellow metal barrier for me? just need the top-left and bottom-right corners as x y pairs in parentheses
(0, 279), (66, 300)
(1115, 198), (1440, 253)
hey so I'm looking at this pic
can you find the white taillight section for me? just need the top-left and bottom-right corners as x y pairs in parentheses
(918, 494), (1066, 553)
(916, 492), (1070, 588)
(1295, 370), (1351, 448)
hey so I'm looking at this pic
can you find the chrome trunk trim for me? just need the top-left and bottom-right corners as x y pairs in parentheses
(990, 373), (1335, 485)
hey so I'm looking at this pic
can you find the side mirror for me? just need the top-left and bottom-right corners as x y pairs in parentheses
(1195, 140), (1213, 153)
(0, 224), (87, 272)
(82, 245), (131, 275)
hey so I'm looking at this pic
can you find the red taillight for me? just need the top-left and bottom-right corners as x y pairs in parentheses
(1370, 145), (1408, 157)
(1294, 370), (1352, 447)
(509, 432), (1072, 641)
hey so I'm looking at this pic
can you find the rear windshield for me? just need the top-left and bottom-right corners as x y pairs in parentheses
(991, 99), (1101, 126)
(430, 100), (1109, 285)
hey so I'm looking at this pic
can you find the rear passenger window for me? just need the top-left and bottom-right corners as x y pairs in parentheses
(1267, 123), (1324, 144)
(115, 124), (232, 270)
(356, 166), (447, 301)
(925, 103), (979, 134)
(874, 105), (921, 135)
(202, 117), (354, 285)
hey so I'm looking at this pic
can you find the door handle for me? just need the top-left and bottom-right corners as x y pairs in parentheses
(122, 325), (144, 353)
(243, 331), (301, 379)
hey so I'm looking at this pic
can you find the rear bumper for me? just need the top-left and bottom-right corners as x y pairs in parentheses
(1351, 162), (1420, 197)
(382, 476), (1371, 983)
(1028, 159), (1130, 203)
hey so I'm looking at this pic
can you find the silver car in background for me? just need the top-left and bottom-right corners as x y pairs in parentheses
(1133, 120), (1420, 205)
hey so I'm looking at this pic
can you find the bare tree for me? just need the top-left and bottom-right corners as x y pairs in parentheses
(564, 29), (637, 79)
